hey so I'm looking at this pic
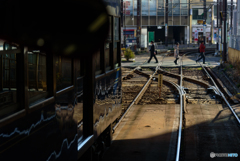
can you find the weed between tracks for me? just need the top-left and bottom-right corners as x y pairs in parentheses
(211, 60), (240, 100)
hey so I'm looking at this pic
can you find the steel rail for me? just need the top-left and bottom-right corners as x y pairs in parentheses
(175, 55), (184, 161)
(135, 59), (184, 161)
(201, 65), (240, 124)
(158, 69), (212, 88)
(112, 69), (157, 132)
(157, 54), (184, 161)
(152, 75), (183, 161)
(114, 55), (166, 132)
(123, 51), (167, 78)
(122, 60), (148, 80)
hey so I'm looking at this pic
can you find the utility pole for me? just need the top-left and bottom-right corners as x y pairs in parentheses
(124, 2), (127, 48)
(137, 0), (141, 49)
(203, 0), (206, 44)
(231, 0), (233, 34)
(165, 0), (168, 46)
(121, 0), (123, 48)
(222, 0), (227, 62)
(220, 0), (222, 44)
(217, 0), (219, 51)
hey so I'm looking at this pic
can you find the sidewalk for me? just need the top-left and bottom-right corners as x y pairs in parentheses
(155, 44), (216, 50)
(122, 52), (221, 68)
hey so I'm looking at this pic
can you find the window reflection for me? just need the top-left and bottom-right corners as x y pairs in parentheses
(3, 54), (16, 90)
(28, 51), (48, 106)
(75, 59), (82, 78)
(114, 17), (119, 40)
(105, 43), (110, 68)
(108, 16), (112, 40)
(114, 42), (118, 68)
(0, 53), (19, 119)
(56, 56), (72, 91)
(94, 50), (101, 75)
(142, 0), (148, 16)
(134, 0), (137, 16)
(149, 0), (156, 16)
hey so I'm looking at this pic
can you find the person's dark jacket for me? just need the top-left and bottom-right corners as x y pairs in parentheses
(149, 44), (155, 55)
(199, 43), (205, 53)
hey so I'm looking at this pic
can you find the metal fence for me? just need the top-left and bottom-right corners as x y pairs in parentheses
(229, 35), (240, 51)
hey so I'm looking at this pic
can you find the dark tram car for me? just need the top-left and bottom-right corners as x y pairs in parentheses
(0, 0), (121, 160)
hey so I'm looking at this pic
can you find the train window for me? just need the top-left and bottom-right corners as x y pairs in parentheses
(0, 53), (20, 119)
(75, 57), (83, 134)
(28, 52), (48, 106)
(74, 94), (83, 138)
(77, 59), (84, 77)
(113, 42), (119, 68)
(108, 16), (112, 41)
(114, 17), (119, 40)
(76, 59), (81, 77)
(56, 56), (72, 91)
(94, 50), (102, 75)
(105, 43), (110, 69)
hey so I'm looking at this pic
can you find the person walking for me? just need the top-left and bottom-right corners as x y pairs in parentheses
(148, 41), (158, 63)
(173, 42), (179, 65)
(196, 41), (206, 64)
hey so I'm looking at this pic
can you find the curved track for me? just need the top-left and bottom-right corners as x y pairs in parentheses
(105, 51), (240, 161)
(113, 55), (184, 161)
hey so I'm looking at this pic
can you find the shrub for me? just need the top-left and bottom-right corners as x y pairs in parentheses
(124, 48), (135, 61)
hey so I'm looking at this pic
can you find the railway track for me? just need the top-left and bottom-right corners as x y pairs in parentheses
(104, 51), (240, 161)
(110, 55), (185, 161)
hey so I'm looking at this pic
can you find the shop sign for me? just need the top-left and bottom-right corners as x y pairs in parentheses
(192, 28), (202, 32)
(197, 20), (203, 24)
(198, 9), (203, 15)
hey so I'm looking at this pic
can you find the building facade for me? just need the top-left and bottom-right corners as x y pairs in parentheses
(122, 0), (189, 47)
(122, 0), (236, 47)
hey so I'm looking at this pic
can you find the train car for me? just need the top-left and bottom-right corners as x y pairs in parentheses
(0, 0), (121, 160)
